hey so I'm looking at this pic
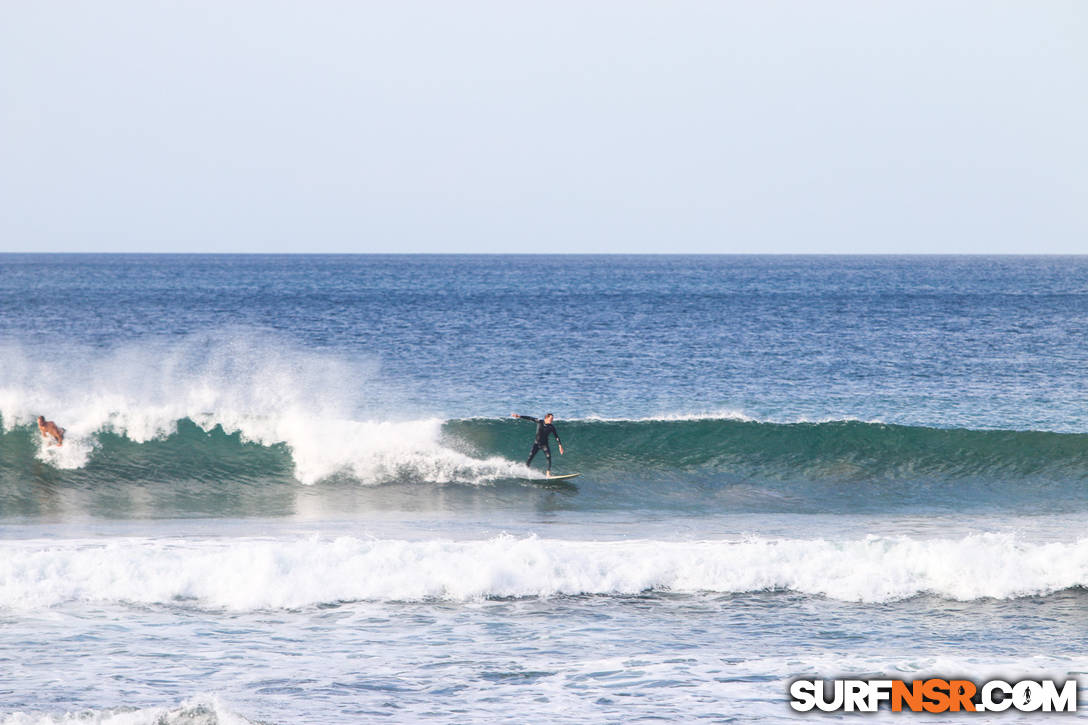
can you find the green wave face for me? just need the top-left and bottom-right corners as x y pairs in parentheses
(447, 418), (1088, 482)
(445, 417), (1088, 515)
(0, 419), (299, 519)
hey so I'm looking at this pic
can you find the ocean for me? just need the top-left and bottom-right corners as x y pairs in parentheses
(2, 254), (1088, 722)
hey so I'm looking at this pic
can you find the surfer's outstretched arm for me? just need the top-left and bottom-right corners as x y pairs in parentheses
(511, 413), (538, 422)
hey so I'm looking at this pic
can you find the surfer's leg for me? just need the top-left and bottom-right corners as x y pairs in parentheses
(543, 444), (552, 475)
(526, 444), (540, 467)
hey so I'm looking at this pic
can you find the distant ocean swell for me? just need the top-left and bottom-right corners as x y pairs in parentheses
(2, 533), (1085, 610)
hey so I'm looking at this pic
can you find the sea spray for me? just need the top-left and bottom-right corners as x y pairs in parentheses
(0, 334), (528, 484)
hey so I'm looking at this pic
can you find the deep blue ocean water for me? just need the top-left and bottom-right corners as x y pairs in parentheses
(3, 255), (1088, 723)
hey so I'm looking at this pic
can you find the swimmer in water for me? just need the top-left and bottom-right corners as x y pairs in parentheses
(37, 416), (64, 446)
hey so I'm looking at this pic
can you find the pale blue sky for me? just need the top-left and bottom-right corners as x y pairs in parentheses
(1, 1), (1085, 253)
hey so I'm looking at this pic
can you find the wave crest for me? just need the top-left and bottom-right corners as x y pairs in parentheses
(0, 334), (526, 485)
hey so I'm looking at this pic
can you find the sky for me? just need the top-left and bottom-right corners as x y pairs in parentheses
(1, 1), (1085, 254)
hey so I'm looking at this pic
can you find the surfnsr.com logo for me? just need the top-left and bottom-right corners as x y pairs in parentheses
(789, 678), (1078, 713)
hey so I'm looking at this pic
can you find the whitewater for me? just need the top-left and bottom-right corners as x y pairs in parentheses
(4, 532), (1088, 610)
(5, 255), (1088, 723)
(0, 334), (528, 484)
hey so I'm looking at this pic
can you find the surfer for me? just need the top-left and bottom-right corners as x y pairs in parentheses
(511, 412), (564, 477)
(37, 415), (64, 446)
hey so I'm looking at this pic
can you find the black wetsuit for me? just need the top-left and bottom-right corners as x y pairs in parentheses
(518, 415), (562, 471)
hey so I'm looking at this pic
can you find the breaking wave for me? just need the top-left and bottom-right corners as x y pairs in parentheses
(5, 333), (1088, 520)
(0, 334), (526, 486)
(2, 533), (1086, 610)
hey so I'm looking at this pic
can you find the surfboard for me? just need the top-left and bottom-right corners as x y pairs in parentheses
(543, 473), (580, 481)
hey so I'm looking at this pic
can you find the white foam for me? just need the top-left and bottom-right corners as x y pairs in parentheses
(2, 532), (1086, 611)
(1, 696), (253, 725)
(0, 334), (527, 484)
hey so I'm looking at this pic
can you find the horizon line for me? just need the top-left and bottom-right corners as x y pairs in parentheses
(2, 251), (1087, 257)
